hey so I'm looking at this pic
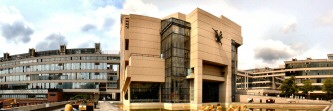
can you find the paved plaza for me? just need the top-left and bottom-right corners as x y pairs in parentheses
(52, 101), (122, 111)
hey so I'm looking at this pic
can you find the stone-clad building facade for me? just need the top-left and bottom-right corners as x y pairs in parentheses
(120, 8), (242, 110)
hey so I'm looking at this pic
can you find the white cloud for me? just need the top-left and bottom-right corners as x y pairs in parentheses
(282, 19), (297, 34)
(318, 10), (333, 26)
(0, 6), (24, 23)
(30, 4), (122, 51)
(238, 39), (297, 69)
(122, 0), (159, 17)
(0, 6), (36, 55)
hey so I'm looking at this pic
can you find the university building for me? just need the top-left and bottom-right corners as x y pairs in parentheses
(0, 43), (120, 101)
(237, 67), (285, 96)
(237, 54), (333, 98)
(285, 55), (333, 98)
(120, 8), (243, 110)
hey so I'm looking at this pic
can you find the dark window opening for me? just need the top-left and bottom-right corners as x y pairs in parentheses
(130, 82), (160, 103)
(125, 39), (129, 50)
(125, 90), (128, 100)
(50, 94), (56, 96)
(125, 61), (129, 68)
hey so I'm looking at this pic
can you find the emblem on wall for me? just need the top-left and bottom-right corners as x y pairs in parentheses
(212, 28), (223, 46)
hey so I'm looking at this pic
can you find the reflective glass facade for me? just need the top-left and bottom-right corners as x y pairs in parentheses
(130, 82), (160, 103)
(161, 18), (191, 103)
(231, 40), (240, 102)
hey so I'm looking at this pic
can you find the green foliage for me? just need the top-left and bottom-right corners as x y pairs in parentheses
(300, 80), (314, 95)
(72, 94), (90, 100)
(281, 76), (298, 96)
(85, 83), (96, 89)
(323, 78), (333, 99)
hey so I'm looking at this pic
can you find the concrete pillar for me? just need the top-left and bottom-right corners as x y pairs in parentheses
(192, 59), (203, 109)
(223, 66), (232, 104)
(272, 77), (276, 89)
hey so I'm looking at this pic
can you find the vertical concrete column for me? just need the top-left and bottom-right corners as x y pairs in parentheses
(193, 59), (203, 109)
(223, 66), (232, 104)
(272, 77), (276, 89)
(245, 72), (249, 90)
(122, 87), (131, 110)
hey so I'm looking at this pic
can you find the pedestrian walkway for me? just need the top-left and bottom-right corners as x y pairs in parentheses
(95, 101), (122, 111)
(52, 101), (122, 111)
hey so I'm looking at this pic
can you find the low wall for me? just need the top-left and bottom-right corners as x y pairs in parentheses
(231, 103), (328, 110)
(129, 103), (190, 110)
(8, 101), (67, 111)
(237, 94), (331, 104)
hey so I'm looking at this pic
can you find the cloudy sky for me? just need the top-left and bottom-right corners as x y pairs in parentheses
(0, 0), (332, 69)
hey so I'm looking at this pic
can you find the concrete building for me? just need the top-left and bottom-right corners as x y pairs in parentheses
(120, 8), (243, 110)
(285, 55), (333, 98)
(0, 43), (120, 101)
(236, 54), (333, 99)
(237, 67), (285, 96)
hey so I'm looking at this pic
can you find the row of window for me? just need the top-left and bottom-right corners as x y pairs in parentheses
(295, 78), (327, 84)
(0, 82), (118, 90)
(0, 72), (119, 82)
(1, 94), (47, 99)
(286, 70), (333, 76)
(286, 62), (333, 69)
(0, 63), (119, 75)
(0, 56), (120, 67)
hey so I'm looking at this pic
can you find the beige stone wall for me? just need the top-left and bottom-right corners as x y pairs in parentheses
(203, 63), (224, 76)
(185, 8), (242, 105)
(128, 56), (165, 82)
(120, 14), (165, 107)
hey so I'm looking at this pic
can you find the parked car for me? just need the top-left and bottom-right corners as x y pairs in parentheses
(266, 98), (275, 103)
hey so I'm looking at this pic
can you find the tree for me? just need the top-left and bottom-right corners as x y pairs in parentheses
(323, 78), (333, 100)
(300, 80), (314, 98)
(281, 76), (298, 97)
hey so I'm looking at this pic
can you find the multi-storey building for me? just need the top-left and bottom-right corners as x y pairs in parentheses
(285, 55), (333, 98)
(120, 8), (243, 110)
(0, 43), (120, 101)
(237, 54), (333, 98)
(237, 67), (285, 96)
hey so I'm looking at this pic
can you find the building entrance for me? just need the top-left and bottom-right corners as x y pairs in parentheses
(202, 82), (220, 103)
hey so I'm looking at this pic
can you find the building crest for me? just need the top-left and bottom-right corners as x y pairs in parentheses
(212, 28), (223, 46)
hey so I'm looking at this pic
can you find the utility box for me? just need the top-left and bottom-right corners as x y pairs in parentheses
(48, 89), (63, 102)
